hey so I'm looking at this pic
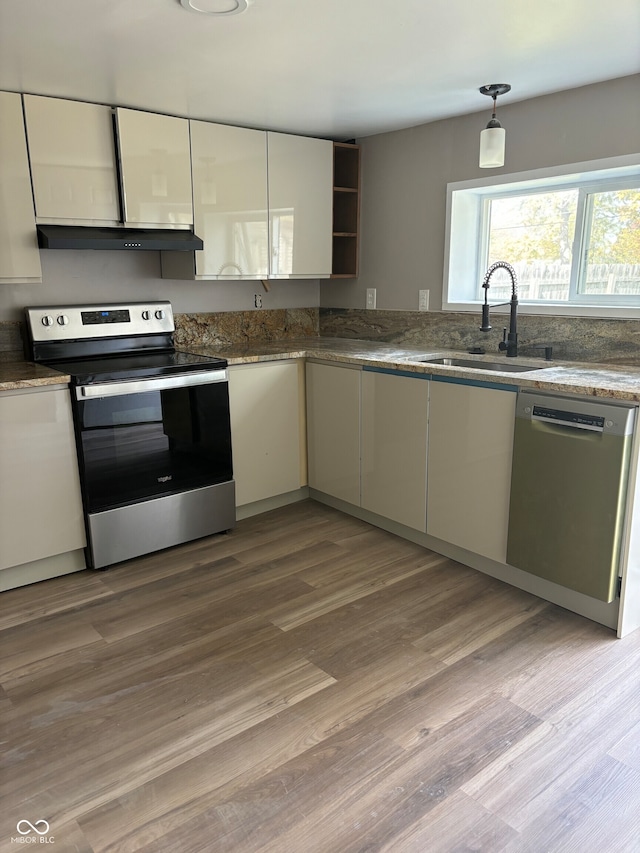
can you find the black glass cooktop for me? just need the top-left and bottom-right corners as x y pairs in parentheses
(46, 350), (227, 385)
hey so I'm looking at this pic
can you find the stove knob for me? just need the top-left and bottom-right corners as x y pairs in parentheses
(141, 310), (151, 321)
(155, 309), (165, 320)
(57, 314), (69, 326)
(41, 315), (54, 327)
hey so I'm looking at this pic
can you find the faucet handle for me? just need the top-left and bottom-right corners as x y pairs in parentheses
(531, 344), (553, 361)
(498, 328), (508, 351)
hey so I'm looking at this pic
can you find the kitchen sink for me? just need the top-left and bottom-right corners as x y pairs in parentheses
(420, 357), (547, 373)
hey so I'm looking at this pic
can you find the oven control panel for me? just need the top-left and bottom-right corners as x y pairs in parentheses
(26, 302), (174, 342)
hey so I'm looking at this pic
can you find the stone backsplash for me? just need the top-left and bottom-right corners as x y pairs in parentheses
(174, 307), (319, 349)
(5, 305), (640, 366)
(319, 308), (640, 366)
(0, 322), (24, 362)
(0, 308), (320, 363)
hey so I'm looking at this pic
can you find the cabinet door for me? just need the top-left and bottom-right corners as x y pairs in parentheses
(191, 120), (268, 278)
(116, 107), (193, 227)
(0, 92), (41, 283)
(24, 95), (119, 225)
(306, 361), (361, 505)
(267, 132), (332, 278)
(0, 388), (86, 570)
(427, 379), (516, 562)
(361, 369), (429, 532)
(229, 361), (303, 507)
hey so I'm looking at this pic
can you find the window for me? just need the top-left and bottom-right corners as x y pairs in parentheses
(444, 156), (640, 316)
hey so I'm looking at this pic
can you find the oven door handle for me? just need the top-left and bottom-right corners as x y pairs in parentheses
(76, 368), (228, 399)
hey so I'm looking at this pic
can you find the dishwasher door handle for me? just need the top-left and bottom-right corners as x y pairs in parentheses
(530, 413), (604, 433)
(528, 404), (606, 433)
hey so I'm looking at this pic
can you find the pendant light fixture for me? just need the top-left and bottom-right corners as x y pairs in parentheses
(179, 0), (249, 15)
(478, 83), (511, 168)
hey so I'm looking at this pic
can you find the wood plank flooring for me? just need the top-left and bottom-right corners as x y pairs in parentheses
(1, 499), (639, 852)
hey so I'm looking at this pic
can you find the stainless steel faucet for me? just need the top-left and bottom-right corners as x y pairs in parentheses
(480, 261), (519, 357)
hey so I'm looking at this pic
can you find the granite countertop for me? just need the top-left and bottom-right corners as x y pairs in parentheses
(0, 360), (71, 391)
(3, 337), (640, 402)
(187, 337), (640, 403)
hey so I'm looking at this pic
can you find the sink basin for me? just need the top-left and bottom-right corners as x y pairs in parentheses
(420, 357), (546, 373)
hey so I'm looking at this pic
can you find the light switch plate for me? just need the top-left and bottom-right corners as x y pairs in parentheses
(419, 290), (430, 311)
(366, 288), (377, 309)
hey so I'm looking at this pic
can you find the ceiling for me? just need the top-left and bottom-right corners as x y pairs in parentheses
(1, 0), (638, 140)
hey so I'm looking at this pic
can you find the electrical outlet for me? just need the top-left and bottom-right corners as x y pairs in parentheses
(419, 289), (430, 311)
(254, 293), (262, 309)
(366, 288), (377, 309)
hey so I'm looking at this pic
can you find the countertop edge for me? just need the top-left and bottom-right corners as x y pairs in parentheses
(213, 341), (640, 404)
(0, 361), (71, 392)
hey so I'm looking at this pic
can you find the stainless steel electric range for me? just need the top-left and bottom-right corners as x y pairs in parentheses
(25, 301), (235, 569)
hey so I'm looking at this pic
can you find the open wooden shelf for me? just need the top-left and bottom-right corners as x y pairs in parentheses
(331, 142), (360, 278)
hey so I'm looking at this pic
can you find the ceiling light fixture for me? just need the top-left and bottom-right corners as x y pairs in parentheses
(478, 83), (511, 168)
(179, 0), (249, 16)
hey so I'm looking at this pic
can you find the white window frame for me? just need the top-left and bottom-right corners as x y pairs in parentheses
(443, 154), (640, 319)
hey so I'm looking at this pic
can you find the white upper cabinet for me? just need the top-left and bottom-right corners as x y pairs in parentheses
(190, 120), (268, 278)
(267, 132), (332, 278)
(0, 92), (41, 283)
(115, 107), (193, 228)
(2, 90), (336, 280)
(24, 99), (193, 229)
(163, 125), (334, 281)
(23, 95), (120, 225)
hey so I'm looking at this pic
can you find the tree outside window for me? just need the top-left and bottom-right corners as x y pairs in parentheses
(483, 186), (640, 303)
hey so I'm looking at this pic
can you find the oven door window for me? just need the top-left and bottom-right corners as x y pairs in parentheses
(76, 383), (233, 512)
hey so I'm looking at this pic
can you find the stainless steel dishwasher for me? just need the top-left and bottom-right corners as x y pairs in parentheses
(507, 390), (636, 602)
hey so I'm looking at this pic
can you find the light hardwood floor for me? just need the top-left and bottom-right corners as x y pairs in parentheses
(1, 500), (639, 852)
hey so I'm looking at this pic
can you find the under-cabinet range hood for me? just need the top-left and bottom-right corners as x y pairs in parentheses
(36, 225), (203, 252)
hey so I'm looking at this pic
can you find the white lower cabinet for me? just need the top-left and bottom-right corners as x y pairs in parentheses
(0, 387), (86, 576)
(306, 361), (361, 505)
(229, 360), (305, 507)
(361, 368), (429, 532)
(426, 378), (516, 562)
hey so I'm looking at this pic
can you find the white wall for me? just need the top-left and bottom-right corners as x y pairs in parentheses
(0, 250), (319, 321)
(321, 74), (640, 312)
